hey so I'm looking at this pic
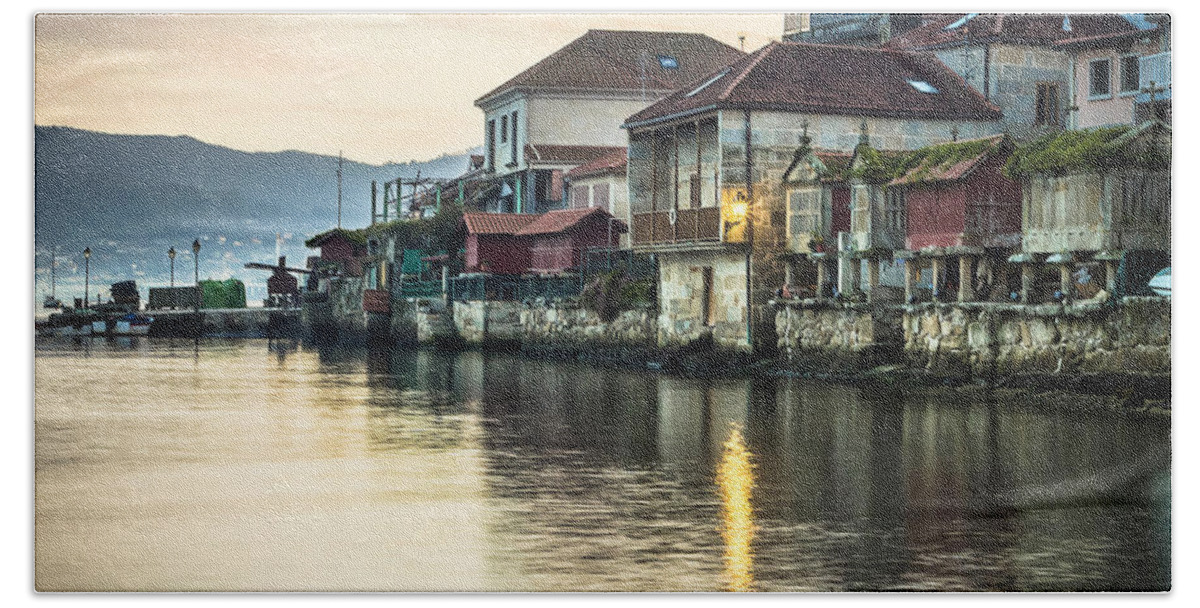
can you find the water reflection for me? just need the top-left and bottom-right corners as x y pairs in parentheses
(717, 427), (756, 592)
(34, 339), (1171, 592)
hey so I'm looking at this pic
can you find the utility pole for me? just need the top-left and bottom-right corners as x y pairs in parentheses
(337, 151), (344, 229)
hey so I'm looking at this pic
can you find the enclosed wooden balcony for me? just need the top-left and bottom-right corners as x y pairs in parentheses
(630, 207), (725, 247)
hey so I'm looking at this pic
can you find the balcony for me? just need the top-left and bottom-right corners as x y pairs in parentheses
(630, 207), (727, 247)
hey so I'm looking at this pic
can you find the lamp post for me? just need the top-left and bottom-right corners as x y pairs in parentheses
(192, 239), (201, 311)
(168, 247), (176, 288)
(83, 247), (91, 309)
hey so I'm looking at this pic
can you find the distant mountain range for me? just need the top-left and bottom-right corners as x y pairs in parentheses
(34, 125), (478, 303)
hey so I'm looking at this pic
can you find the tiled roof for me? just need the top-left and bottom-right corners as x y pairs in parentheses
(516, 207), (626, 236)
(624, 42), (1002, 128)
(814, 150), (853, 179)
(566, 148), (628, 179)
(476, 29), (745, 106)
(1053, 25), (1164, 49)
(462, 212), (540, 235)
(889, 135), (1009, 186)
(883, 13), (1136, 51)
(525, 144), (625, 166)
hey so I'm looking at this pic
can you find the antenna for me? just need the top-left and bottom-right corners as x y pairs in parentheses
(337, 151), (344, 229)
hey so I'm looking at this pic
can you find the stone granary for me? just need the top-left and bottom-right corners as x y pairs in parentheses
(474, 29), (744, 214)
(1004, 120), (1171, 303)
(622, 41), (1004, 352)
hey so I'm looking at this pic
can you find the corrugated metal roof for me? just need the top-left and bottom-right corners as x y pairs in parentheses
(566, 148), (628, 179)
(461, 212), (540, 235)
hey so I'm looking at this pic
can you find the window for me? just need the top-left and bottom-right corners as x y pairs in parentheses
(485, 120), (496, 171)
(906, 80), (939, 94)
(1035, 82), (1061, 126)
(689, 173), (701, 209)
(1120, 54), (1140, 94)
(658, 55), (678, 69)
(1089, 58), (1111, 98)
(570, 185), (589, 209)
(593, 183), (610, 211)
(500, 115), (508, 143)
(510, 111), (519, 162)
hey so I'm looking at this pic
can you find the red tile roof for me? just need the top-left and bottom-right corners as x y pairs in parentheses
(1053, 25), (1164, 50)
(883, 13), (1136, 51)
(624, 42), (1002, 128)
(566, 148), (628, 179)
(462, 212), (540, 235)
(516, 207), (626, 236)
(525, 144), (625, 166)
(476, 29), (745, 106)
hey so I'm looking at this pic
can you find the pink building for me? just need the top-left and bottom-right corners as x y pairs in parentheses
(1056, 15), (1171, 129)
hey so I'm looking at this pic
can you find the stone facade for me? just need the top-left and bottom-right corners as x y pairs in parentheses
(521, 301), (655, 346)
(656, 249), (751, 352)
(452, 300), (524, 345)
(774, 299), (904, 369)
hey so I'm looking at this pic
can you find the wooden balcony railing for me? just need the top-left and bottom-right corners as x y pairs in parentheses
(631, 207), (721, 246)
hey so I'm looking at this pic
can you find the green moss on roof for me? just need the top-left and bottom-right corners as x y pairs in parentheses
(1004, 124), (1171, 177)
(305, 227), (367, 248)
(851, 137), (1003, 184)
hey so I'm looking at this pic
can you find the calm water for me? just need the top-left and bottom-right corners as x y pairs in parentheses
(34, 338), (1170, 592)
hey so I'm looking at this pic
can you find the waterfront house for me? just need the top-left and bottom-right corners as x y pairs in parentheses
(1053, 15), (1171, 129)
(566, 148), (630, 249)
(305, 228), (368, 278)
(884, 13), (1138, 139)
(474, 29), (744, 214)
(622, 41), (1003, 352)
(1004, 120), (1170, 302)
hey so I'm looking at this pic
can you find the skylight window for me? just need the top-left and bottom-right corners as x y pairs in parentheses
(686, 69), (730, 97)
(658, 55), (678, 69)
(943, 13), (978, 30)
(907, 80), (940, 94)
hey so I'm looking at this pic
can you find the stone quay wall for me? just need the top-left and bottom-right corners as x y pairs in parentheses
(773, 296), (1170, 380)
(902, 297), (1171, 378)
(449, 300), (655, 349)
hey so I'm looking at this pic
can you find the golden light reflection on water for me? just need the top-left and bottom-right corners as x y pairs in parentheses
(716, 426), (756, 592)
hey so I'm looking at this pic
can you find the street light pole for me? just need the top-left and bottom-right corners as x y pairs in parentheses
(168, 247), (176, 289)
(83, 247), (91, 309)
(192, 239), (201, 310)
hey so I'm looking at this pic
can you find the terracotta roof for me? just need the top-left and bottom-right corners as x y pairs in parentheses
(883, 13), (1136, 51)
(516, 207), (626, 236)
(624, 42), (1002, 128)
(889, 135), (1009, 186)
(566, 148), (628, 179)
(461, 212), (540, 235)
(475, 29), (745, 106)
(1053, 25), (1163, 49)
(525, 144), (625, 166)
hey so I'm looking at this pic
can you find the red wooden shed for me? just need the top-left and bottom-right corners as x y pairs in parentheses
(462, 208), (625, 275)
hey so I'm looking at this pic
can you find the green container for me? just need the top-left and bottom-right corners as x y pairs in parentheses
(199, 279), (247, 309)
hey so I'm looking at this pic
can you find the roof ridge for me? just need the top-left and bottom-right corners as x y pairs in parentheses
(717, 41), (779, 101)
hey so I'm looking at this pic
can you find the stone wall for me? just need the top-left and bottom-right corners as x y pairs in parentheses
(774, 299), (903, 369)
(774, 296), (1170, 379)
(452, 300), (524, 345)
(521, 302), (655, 346)
(902, 297), (1170, 377)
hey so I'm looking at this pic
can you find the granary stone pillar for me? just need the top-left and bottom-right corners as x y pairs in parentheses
(1021, 265), (1034, 304)
(958, 256), (974, 303)
(930, 257), (942, 302)
(815, 256), (828, 299)
(1059, 264), (1073, 302)
(903, 258), (916, 304)
(836, 233), (856, 297)
(867, 257), (881, 297)
(1105, 261), (1117, 293)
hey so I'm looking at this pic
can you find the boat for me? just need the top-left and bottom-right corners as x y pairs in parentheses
(1148, 267), (1171, 298)
(42, 295), (63, 309)
(113, 313), (154, 336)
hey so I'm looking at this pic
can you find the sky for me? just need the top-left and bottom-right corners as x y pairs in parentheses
(35, 12), (782, 165)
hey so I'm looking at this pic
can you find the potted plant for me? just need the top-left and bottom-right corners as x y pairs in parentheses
(807, 232), (826, 253)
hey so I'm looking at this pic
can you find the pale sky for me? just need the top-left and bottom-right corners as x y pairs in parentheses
(35, 13), (782, 165)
